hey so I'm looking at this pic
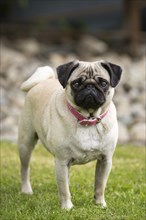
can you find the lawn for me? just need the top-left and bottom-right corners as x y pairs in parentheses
(0, 141), (145, 220)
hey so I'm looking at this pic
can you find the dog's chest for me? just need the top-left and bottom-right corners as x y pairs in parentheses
(75, 126), (101, 148)
(70, 126), (104, 164)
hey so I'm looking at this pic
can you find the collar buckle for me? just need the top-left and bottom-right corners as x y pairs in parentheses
(96, 117), (101, 123)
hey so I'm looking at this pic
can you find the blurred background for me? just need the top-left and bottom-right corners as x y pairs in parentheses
(1, 0), (146, 145)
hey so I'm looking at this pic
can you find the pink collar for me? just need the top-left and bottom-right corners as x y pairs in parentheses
(67, 101), (108, 126)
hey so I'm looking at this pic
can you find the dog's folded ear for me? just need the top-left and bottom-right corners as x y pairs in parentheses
(101, 61), (122, 87)
(56, 60), (79, 88)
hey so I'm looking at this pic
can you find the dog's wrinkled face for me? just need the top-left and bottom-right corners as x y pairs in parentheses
(57, 60), (122, 111)
(70, 65), (110, 109)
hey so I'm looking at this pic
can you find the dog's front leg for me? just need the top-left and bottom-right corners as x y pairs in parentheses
(55, 159), (73, 209)
(94, 156), (112, 208)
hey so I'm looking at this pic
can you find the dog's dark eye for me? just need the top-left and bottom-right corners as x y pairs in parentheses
(98, 78), (108, 88)
(100, 81), (108, 87)
(72, 79), (82, 89)
(73, 82), (79, 88)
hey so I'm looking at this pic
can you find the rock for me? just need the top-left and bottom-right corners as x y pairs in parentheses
(16, 38), (41, 55)
(129, 103), (145, 124)
(78, 35), (108, 57)
(124, 58), (145, 90)
(1, 44), (27, 73)
(130, 123), (145, 145)
(1, 117), (16, 132)
(49, 53), (77, 71)
(0, 88), (8, 106)
(49, 53), (66, 67)
(1, 128), (18, 142)
(118, 122), (130, 144)
(114, 94), (132, 126)
(128, 89), (141, 103)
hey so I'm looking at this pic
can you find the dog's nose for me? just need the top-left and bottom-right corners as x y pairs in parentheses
(86, 84), (95, 90)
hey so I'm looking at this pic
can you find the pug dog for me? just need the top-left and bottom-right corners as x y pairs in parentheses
(18, 60), (122, 209)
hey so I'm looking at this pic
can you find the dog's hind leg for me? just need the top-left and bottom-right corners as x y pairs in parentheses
(18, 118), (38, 194)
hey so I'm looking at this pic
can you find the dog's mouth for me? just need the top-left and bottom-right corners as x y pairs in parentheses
(74, 89), (106, 110)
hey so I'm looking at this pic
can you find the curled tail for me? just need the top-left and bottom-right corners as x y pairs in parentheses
(21, 66), (55, 92)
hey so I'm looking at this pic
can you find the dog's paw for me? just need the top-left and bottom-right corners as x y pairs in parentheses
(61, 200), (73, 210)
(21, 184), (33, 195)
(95, 199), (107, 209)
(21, 190), (33, 195)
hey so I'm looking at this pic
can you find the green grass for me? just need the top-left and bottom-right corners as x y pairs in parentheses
(0, 141), (145, 220)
